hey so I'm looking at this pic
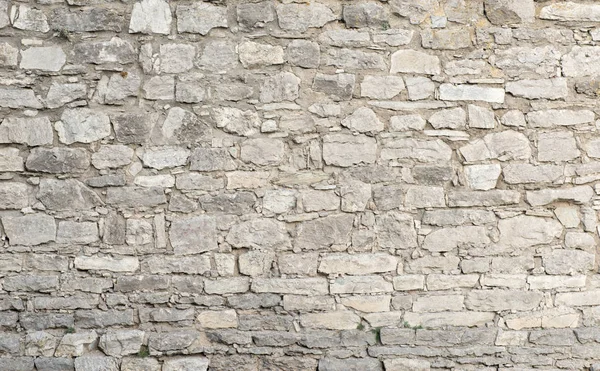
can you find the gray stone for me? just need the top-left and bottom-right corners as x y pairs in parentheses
(526, 186), (594, 206)
(312, 73), (355, 101)
(95, 71), (141, 105)
(106, 187), (167, 207)
(0, 357), (34, 371)
(0, 148), (23, 172)
(239, 41), (284, 68)
(0, 42), (17, 66)
(35, 357), (74, 371)
(3, 275), (58, 292)
(10, 4), (49, 32)
(56, 108), (111, 144)
(0, 116), (53, 146)
(91, 145), (133, 169)
(237, 1), (275, 29)
(46, 83), (87, 108)
(323, 134), (377, 167)
(49, 7), (123, 32)
(75, 255), (139, 272)
(439, 83), (505, 103)
(0, 87), (43, 109)
(37, 179), (101, 211)
(199, 192), (256, 215)
(20, 46), (65, 71)
(538, 131), (580, 162)
(390, 50), (441, 75)
(286, 40), (320, 68)
(141, 146), (189, 169)
(72, 37), (136, 65)
(382, 138), (452, 163)
(260, 72), (300, 103)
(341, 107), (384, 133)
(197, 40), (238, 69)
(227, 218), (290, 250)
(421, 27), (472, 50)
(129, 0), (171, 35)
(169, 215), (217, 254)
(213, 107), (260, 137)
(0, 182), (28, 209)
(190, 148), (236, 172)
(295, 214), (354, 250)
(540, 2), (600, 22)
(176, 2), (227, 35)
(324, 48), (386, 70)
(2, 214), (55, 246)
(160, 44), (195, 73)
(74, 356), (118, 371)
(163, 357), (209, 371)
(343, 3), (388, 28)
(121, 358), (160, 371)
(142, 75), (174, 100)
(375, 211), (417, 249)
(319, 358), (382, 371)
(57, 221), (98, 245)
(276, 2), (336, 32)
(111, 113), (153, 144)
(485, 0), (535, 25)
(99, 330), (144, 357)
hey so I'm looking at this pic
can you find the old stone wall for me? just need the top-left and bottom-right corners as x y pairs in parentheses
(2, 0), (600, 370)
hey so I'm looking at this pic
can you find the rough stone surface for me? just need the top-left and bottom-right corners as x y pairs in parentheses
(0, 1), (598, 369)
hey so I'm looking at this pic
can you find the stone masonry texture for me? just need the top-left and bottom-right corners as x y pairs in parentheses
(4, 0), (600, 370)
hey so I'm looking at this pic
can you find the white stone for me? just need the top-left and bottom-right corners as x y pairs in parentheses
(506, 78), (568, 100)
(428, 107), (466, 130)
(74, 256), (139, 272)
(390, 114), (426, 131)
(468, 105), (496, 129)
(390, 50), (441, 75)
(239, 41), (284, 68)
(160, 44), (195, 73)
(527, 109), (595, 128)
(341, 107), (384, 133)
(562, 46), (600, 77)
(141, 146), (190, 169)
(537, 131), (580, 162)
(20, 47), (65, 71)
(439, 84), (505, 103)
(540, 2), (600, 22)
(360, 75), (405, 99)
(10, 5), (49, 32)
(176, 2), (227, 35)
(464, 164), (501, 190)
(405, 76), (435, 100)
(129, 0), (172, 34)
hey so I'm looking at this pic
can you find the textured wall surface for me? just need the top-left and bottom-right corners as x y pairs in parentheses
(3, 0), (600, 370)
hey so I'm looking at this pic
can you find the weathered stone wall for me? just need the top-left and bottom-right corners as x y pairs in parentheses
(2, 0), (600, 370)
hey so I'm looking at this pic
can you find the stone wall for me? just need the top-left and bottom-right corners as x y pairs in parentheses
(2, 0), (600, 370)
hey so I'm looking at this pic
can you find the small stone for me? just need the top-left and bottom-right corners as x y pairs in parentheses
(339, 179), (372, 212)
(56, 108), (111, 144)
(141, 146), (189, 169)
(11, 4), (49, 32)
(506, 78), (568, 100)
(526, 186), (594, 207)
(381, 138), (452, 163)
(111, 113), (153, 144)
(285, 40), (320, 68)
(129, 0), (172, 34)
(501, 110), (526, 127)
(259, 72), (300, 103)
(464, 164), (501, 190)
(276, 2), (336, 32)
(341, 107), (384, 133)
(324, 48), (386, 71)
(49, 7), (123, 32)
(57, 221), (99, 245)
(323, 134), (377, 167)
(0, 87), (43, 109)
(0, 148), (23, 172)
(197, 310), (237, 329)
(563, 46), (600, 77)
(20, 46), (65, 71)
(160, 44), (195, 73)
(0, 42), (18, 66)
(237, 1), (275, 29)
(526, 109), (595, 128)
(390, 114), (426, 131)
(239, 42), (284, 68)
(163, 357), (209, 371)
(312, 73), (356, 101)
(91, 145), (133, 169)
(106, 187), (166, 207)
(162, 107), (211, 144)
(99, 330), (144, 357)
(74, 255), (139, 272)
(421, 27), (472, 50)
(384, 358), (429, 371)
(300, 311), (361, 330)
(26, 148), (89, 174)
(55, 331), (98, 357)
(439, 83), (505, 103)
(213, 107), (260, 137)
(460, 130), (531, 162)
(428, 107), (466, 130)
(46, 82), (87, 108)
(468, 105), (496, 129)
(319, 358), (382, 371)
(74, 356), (118, 371)
(72, 37), (136, 65)
(540, 2), (600, 22)
(169, 215), (217, 254)
(142, 75), (174, 100)
(537, 131), (580, 162)
(227, 218), (290, 250)
(360, 75), (405, 100)
(190, 148), (236, 172)
(405, 76), (435, 100)
(197, 40), (238, 69)
(390, 50), (441, 75)
(37, 179), (101, 211)
(176, 2), (227, 35)
(0, 116), (53, 146)
(343, 3), (388, 28)
(485, 0), (535, 25)
(240, 138), (285, 166)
